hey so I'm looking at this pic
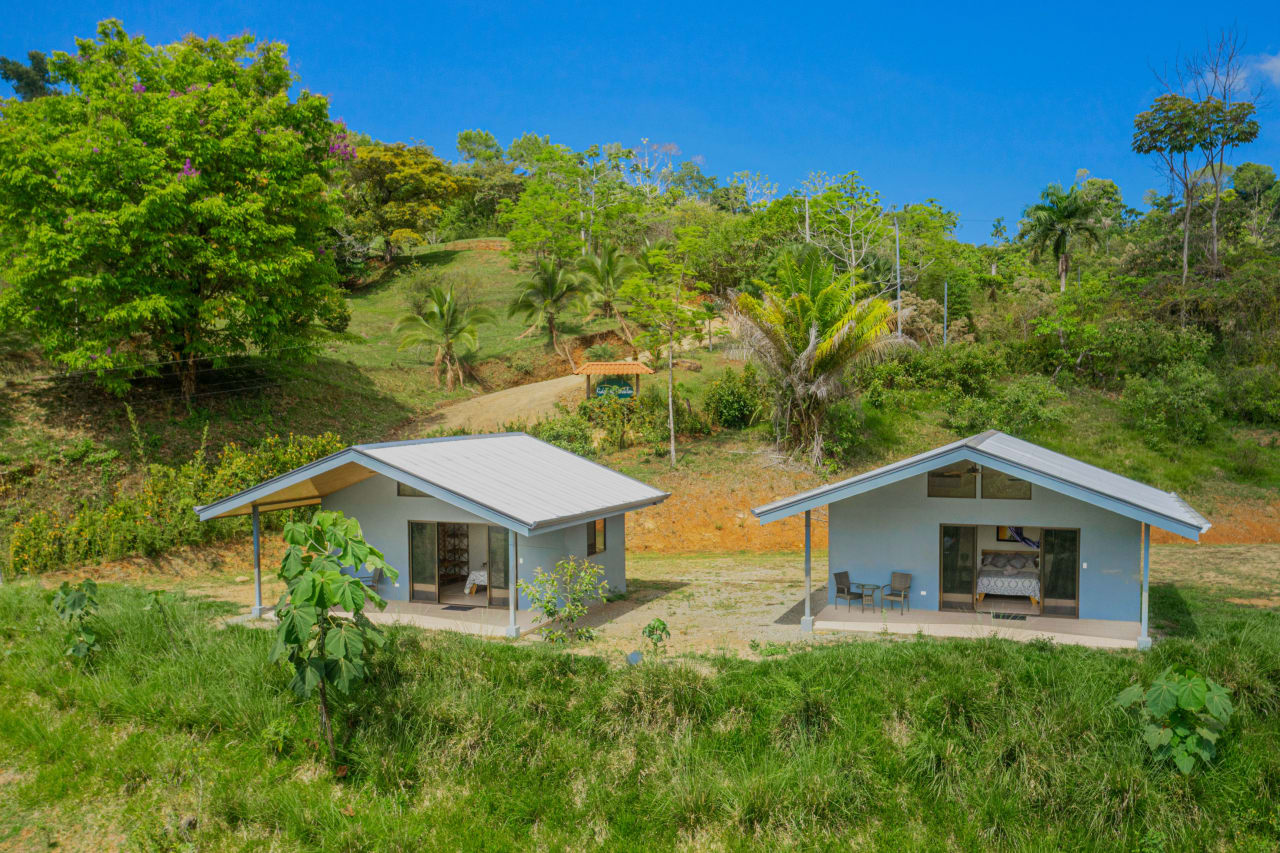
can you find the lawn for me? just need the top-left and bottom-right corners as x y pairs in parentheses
(2, 546), (1277, 851)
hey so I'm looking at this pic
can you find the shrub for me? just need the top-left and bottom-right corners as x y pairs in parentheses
(508, 351), (538, 376)
(946, 375), (1065, 436)
(1116, 666), (1234, 775)
(50, 578), (100, 661)
(1220, 364), (1280, 426)
(1098, 319), (1212, 382)
(858, 343), (1008, 399)
(518, 556), (608, 644)
(1121, 361), (1221, 445)
(703, 364), (764, 429)
(8, 432), (346, 575)
(577, 394), (635, 452)
(585, 342), (620, 361)
(641, 618), (671, 654)
(527, 409), (596, 458)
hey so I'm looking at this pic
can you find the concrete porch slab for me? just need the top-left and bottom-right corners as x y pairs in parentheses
(812, 605), (1141, 649)
(370, 600), (548, 637)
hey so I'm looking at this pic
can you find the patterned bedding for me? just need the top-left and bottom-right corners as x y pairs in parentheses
(976, 551), (1041, 599)
(976, 569), (1040, 598)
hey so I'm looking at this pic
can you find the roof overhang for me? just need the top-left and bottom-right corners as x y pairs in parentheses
(194, 446), (668, 537)
(752, 446), (1210, 541)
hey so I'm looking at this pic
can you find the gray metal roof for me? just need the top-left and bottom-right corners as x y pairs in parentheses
(194, 433), (669, 536)
(752, 430), (1212, 540)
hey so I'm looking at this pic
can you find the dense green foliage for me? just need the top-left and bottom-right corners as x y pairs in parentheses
(49, 578), (100, 660)
(1116, 665), (1235, 775)
(272, 511), (396, 761)
(7, 432), (344, 576)
(1, 581), (1277, 849)
(0, 21), (350, 397)
(517, 556), (608, 644)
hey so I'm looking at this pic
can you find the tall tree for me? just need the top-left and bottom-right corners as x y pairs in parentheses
(1232, 163), (1278, 245)
(620, 231), (707, 466)
(1168, 28), (1261, 273)
(1133, 94), (1203, 306)
(393, 285), (494, 390)
(0, 50), (56, 100)
(340, 142), (468, 261)
(1018, 183), (1102, 292)
(730, 246), (895, 466)
(0, 20), (350, 399)
(576, 243), (639, 343)
(508, 260), (590, 365)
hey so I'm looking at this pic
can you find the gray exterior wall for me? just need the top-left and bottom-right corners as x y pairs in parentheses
(826, 472), (1142, 621)
(322, 471), (627, 608)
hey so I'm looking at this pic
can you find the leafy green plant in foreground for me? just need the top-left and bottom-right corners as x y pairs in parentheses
(518, 556), (607, 644)
(641, 617), (671, 654)
(271, 511), (396, 762)
(49, 578), (99, 660)
(1117, 665), (1234, 774)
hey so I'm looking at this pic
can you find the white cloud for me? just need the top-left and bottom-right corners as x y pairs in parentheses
(1256, 52), (1280, 86)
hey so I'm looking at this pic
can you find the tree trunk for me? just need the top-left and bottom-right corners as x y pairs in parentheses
(1058, 253), (1068, 293)
(667, 331), (675, 467)
(1179, 192), (1192, 328)
(317, 676), (335, 764)
(179, 350), (197, 402)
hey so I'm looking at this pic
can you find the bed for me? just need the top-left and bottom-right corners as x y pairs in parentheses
(464, 564), (488, 595)
(976, 550), (1041, 607)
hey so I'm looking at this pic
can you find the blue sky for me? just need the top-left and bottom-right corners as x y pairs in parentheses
(4, 1), (1279, 240)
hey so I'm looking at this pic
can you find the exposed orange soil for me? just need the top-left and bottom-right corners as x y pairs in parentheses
(1151, 497), (1280, 545)
(627, 464), (832, 553)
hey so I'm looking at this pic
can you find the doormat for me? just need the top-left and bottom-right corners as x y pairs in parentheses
(991, 612), (1028, 621)
(443, 605), (475, 612)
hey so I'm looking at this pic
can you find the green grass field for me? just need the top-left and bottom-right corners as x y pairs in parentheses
(0, 571), (1277, 851)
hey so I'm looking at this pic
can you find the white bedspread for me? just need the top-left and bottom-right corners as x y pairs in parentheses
(464, 569), (488, 594)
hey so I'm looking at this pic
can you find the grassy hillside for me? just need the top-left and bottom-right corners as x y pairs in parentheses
(1, 570), (1277, 850)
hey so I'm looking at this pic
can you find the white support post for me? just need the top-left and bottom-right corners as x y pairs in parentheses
(251, 505), (263, 618)
(1138, 523), (1152, 650)
(801, 510), (814, 632)
(505, 530), (520, 639)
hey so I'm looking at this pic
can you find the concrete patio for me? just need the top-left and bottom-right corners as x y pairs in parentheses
(812, 604), (1142, 649)
(369, 600), (549, 637)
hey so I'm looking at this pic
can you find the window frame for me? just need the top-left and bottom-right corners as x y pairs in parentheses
(980, 467), (1032, 500)
(927, 463), (978, 499)
(397, 482), (431, 498)
(587, 518), (606, 556)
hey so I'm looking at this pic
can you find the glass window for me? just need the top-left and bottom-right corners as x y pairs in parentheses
(397, 482), (431, 498)
(927, 463), (977, 498)
(982, 468), (1032, 500)
(587, 518), (606, 556)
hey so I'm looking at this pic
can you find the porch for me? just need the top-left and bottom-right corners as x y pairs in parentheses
(367, 600), (549, 637)
(812, 603), (1142, 649)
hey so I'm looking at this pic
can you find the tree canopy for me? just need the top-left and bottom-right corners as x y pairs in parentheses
(0, 20), (350, 397)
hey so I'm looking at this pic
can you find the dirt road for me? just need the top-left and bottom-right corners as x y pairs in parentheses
(407, 373), (584, 434)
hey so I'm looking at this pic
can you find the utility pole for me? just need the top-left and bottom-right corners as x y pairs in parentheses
(943, 279), (949, 346)
(894, 217), (902, 337)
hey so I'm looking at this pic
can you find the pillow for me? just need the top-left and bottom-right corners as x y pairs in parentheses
(990, 553), (1010, 569)
(1008, 554), (1027, 571)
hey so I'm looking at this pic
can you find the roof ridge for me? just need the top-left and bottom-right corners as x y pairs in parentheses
(354, 432), (526, 450)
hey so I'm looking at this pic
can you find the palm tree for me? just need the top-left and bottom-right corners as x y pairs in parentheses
(393, 285), (494, 390)
(731, 246), (897, 465)
(1018, 183), (1102, 292)
(576, 243), (640, 343)
(508, 259), (590, 364)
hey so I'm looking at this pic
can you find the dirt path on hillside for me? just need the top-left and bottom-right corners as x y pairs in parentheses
(404, 373), (584, 434)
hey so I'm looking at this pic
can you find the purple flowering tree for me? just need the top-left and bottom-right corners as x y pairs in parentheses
(0, 19), (350, 399)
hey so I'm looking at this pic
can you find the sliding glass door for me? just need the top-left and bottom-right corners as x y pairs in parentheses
(1041, 528), (1079, 617)
(939, 525), (977, 610)
(409, 521), (437, 602)
(487, 527), (510, 608)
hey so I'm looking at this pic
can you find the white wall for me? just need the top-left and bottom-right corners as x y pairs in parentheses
(826, 472), (1141, 621)
(321, 472), (629, 608)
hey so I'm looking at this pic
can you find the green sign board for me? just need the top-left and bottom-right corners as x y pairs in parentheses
(594, 376), (635, 399)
